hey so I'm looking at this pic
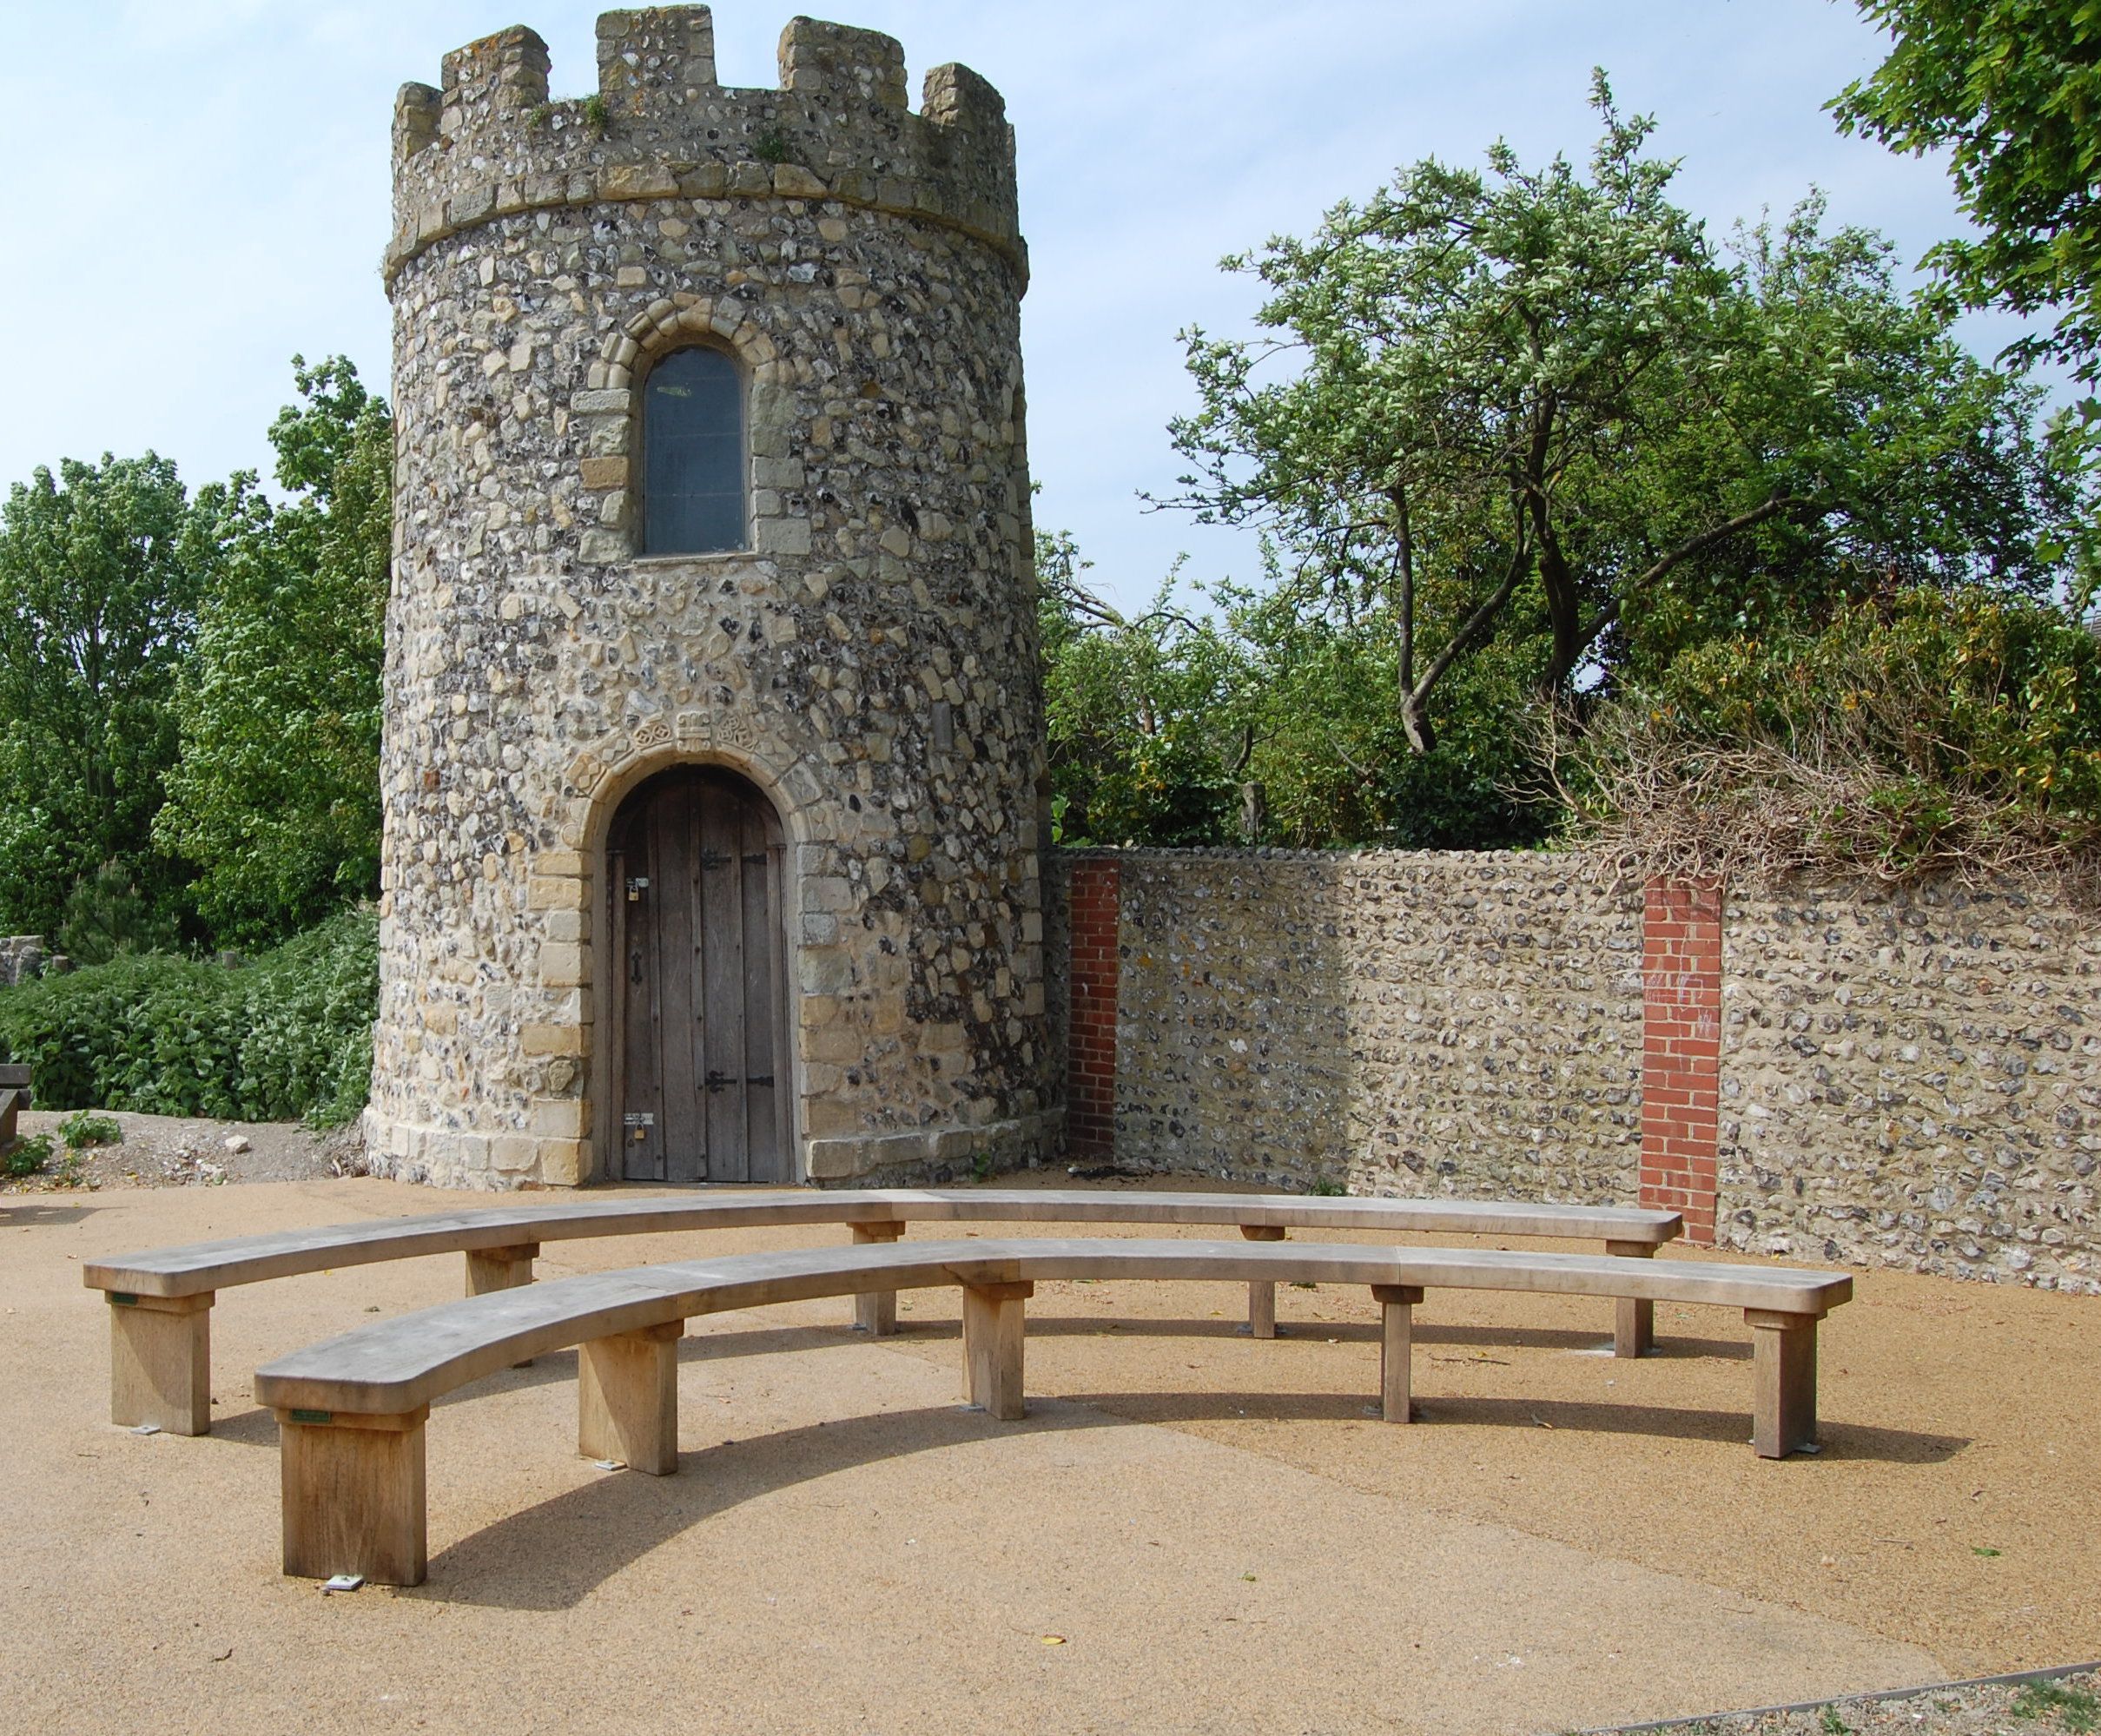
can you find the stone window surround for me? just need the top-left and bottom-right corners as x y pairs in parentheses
(572, 294), (804, 568)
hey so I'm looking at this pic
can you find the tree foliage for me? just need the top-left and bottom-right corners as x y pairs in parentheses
(1039, 531), (1248, 846)
(1038, 531), (1556, 849)
(1163, 77), (2082, 773)
(154, 357), (391, 946)
(0, 453), (216, 945)
(1834, 0), (2101, 381)
(0, 357), (390, 954)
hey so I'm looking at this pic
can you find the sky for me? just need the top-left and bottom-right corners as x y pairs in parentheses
(0, 0), (2045, 614)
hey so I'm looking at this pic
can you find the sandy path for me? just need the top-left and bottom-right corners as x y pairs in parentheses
(1, 1177), (2090, 1733)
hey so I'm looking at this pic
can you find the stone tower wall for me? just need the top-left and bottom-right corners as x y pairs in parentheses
(368, 9), (1051, 1189)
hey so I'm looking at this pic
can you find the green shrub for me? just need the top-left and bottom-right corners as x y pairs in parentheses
(0, 907), (376, 1126)
(3, 1132), (50, 1178)
(56, 1110), (122, 1148)
(1563, 591), (2101, 891)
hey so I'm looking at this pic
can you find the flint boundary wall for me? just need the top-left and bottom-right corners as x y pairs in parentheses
(1047, 848), (2100, 1293)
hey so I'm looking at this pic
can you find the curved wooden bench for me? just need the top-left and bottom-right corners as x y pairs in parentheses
(254, 1236), (1850, 1583)
(84, 1189), (1681, 1434)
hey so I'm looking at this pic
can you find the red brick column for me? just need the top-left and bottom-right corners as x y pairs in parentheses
(1067, 859), (1120, 1158)
(1642, 878), (1722, 1245)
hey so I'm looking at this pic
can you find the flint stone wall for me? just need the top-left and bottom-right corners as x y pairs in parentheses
(1721, 881), (2100, 1291)
(367, 10), (1051, 1190)
(1094, 849), (1647, 1199)
(1066, 848), (2098, 1290)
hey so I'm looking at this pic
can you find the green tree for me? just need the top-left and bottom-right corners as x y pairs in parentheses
(1834, 0), (2101, 382)
(155, 358), (392, 947)
(0, 453), (214, 942)
(1165, 77), (2079, 766)
(1039, 531), (1249, 846)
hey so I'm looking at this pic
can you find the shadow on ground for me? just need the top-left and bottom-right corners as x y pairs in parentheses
(0, 1199), (102, 1227)
(419, 1396), (1121, 1610)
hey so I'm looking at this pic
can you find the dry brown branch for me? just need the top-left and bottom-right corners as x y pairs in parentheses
(1540, 703), (2101, 908)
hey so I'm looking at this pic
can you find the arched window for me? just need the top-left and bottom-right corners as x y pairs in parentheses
(641, 347), (745, 554)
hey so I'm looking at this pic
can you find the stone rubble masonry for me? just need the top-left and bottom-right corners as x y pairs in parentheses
(0, 937), (52, 989)
(1046, 848), (2098, 1293)
(1065, 860), (1119, 1157)
(1642, 879), (1722, 1245)
(366, 9), (1053, 1191)
(1721, 880), (2099, 1292)
(1057, 848), (1647, 1203)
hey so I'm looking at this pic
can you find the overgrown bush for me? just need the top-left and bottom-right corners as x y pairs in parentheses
(3, 1132), (50, 1178)
(0, 906), (376, 1125)
(1557, 591), (2101, 897)
(56, 1110), (122, 1148)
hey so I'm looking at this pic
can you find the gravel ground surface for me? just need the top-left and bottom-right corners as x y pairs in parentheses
(3, 1161), (2096, 1732)
(1585, 1664), (2100, 1734)
(1, 1107), (360, 1191)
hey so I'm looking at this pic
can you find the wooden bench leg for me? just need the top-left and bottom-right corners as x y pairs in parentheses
(961, 1280), (1033, 1421)
(1371, 1284), (1424, 1422)
(1607, 1239), (1655, 1358)
(276, 1405), (428, 1586)
(467, 1243), (540, 1369)
(850, 1222), (905, 1336)
(1239, 1224), (1286, 1337)
(466, 1242), (538, 1295)
(578, 1322), (684, 1475)
(109, 1291), (213, 1436)
(1746, 1309), (1820, 1458)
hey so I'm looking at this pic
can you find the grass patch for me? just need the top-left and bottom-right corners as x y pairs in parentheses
(2013, 1681), (2099, 1732)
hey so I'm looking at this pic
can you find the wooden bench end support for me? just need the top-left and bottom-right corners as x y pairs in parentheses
(1240, 1224), (1287, 1338)
(1746, 1309), (1820, 1459)
(466, 1242), (539, 1295)
(468, 1243), (542, 1369)
(961, 1280), (1032, 1421)
(850, 1222), (906, 1336)
(278, 1405), (428, 1587)
(578, 1321), (684, 1475)
(109, 1290), (213, 1436)
(1371, 1284), (1424, 1423)
(1607, 1240), (1656, 1358)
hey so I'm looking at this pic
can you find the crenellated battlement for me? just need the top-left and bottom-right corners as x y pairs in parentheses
(387, 8), (1022, 290)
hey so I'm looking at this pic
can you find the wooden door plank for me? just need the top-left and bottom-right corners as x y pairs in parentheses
(615, 836), (664, 1184)
(609, 846), (637, 1182)
(656, 786), (704, 1183)
(700, 777), (750, 1182)
(769, 826), (793, 1181)
(740, 793), (783, 1182)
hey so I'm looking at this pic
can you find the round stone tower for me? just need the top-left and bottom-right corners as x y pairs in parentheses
(367, 9), (1051, 1190)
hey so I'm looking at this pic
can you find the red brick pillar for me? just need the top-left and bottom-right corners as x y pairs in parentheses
(1067, 859), (1120, 1158)
(1642, 878), (1721, 1245)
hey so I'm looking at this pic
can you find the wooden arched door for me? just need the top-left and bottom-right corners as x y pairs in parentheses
(607, 766), (791, 1184)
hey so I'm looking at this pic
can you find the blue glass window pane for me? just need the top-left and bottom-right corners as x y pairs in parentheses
(643, 347), (745, 553)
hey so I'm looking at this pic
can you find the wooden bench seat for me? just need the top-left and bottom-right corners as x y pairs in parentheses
(84, 1188), (1681, 1434)
(253, 1236), (1850, 1584)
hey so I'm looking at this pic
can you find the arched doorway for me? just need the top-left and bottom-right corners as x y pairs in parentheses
(606, 764), (792, 1184)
